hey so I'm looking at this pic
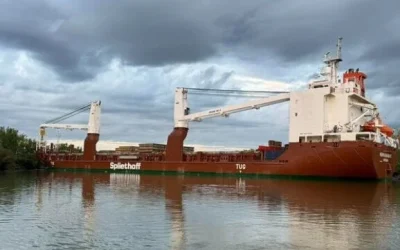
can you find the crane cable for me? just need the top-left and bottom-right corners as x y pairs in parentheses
(188, 92), (285, 98)
(183, 87), (289, 98)
(44, 103), (91, 124)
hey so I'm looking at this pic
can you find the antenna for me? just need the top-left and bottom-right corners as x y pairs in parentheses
(336, 37), (343, 59)
(319, 37), (343, 83)
(324, 52), (330, 61)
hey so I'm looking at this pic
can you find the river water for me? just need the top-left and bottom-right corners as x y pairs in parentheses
(1, 171), (400, 250)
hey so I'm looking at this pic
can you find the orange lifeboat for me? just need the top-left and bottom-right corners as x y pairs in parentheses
(361, 118), (394, 137)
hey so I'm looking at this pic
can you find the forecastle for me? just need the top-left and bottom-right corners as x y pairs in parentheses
(110, 162), (141, 170)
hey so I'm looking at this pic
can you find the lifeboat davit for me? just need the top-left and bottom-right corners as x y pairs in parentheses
(361, 119), (394, 137)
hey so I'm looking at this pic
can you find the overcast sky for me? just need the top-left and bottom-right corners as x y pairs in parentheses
(1, 0), (399, 150)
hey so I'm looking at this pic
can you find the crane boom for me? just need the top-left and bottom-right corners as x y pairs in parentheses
(39, 124), (88, 130)
(174, 87), (290, 128)
(38, 100), (101, 151)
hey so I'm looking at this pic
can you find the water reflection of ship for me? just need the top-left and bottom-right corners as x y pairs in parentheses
(44, 172), (186, 249)
(34, 174), (44, 212)
(110, 174), (397, 249)
(39, 172), (104, 242)
(44, 173), (397, 249)
(109, 173), (186, 249)
(80, 173), (96, 242)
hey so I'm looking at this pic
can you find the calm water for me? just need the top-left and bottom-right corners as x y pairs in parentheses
(1, 171), (400, 250)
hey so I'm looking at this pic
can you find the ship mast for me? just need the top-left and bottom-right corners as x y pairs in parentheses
(322, 37), (342, 84)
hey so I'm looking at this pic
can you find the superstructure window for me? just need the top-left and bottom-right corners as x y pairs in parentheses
(356, 134), (369, 141)
(324, 135), (341, 142)
(307, 136), (322, 143)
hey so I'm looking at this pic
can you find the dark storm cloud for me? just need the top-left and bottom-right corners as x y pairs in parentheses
(1, 0), (399, 88)
(0, 0), (219, 81)
(0, 29), (96, 81)
(40, 65), (235, 121)
(1, 0), (400, 147)
(355, 39), (400, 95)
(3, 62), (237, 143)
(365, 68), (400, 96)
(361, 42), (400, 63)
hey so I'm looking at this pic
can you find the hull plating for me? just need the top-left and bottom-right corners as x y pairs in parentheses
(47, 141), (398, 180)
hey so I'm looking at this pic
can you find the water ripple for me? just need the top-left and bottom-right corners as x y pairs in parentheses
(1, 172), (400, 250)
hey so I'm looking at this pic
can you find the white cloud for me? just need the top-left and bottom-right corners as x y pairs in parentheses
(232, 75), (292, 91)
(1, 37), (399, 151)
(1, 48), (294, 149)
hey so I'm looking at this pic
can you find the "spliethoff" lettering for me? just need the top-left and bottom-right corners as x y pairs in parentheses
(110, 162), (141, 170)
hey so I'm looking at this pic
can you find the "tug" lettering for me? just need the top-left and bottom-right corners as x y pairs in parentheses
(236, 164), (246, 170)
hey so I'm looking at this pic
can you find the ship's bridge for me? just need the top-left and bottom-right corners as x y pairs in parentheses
(308, 80), (331, 89)
(290, 38), (397, 149)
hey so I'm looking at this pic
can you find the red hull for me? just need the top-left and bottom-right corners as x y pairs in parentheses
(44, 141), (398, 180)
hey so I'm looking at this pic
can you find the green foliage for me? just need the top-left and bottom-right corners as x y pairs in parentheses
(0, 148), (15, 171)
(0, 126), (40, 171)
(397, 150), (400, 172)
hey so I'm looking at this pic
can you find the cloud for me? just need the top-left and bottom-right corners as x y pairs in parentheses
(2, 0), (398, 84)
(0, 0), (220, 82)
(1, 0), (400, 150)
(232, 75), (292, 91)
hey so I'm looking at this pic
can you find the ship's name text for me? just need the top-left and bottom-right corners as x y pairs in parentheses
(379, 153), (392, 159)
(110, 162), (141, 170)
(236, 164), (246, 170)
(209, 108), (221, 114)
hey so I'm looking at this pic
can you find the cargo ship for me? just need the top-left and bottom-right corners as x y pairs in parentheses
(36, 38), (399, 180)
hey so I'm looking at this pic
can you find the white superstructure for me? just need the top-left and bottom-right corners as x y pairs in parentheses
(172, 38), (397, 148)
(289, 38), (397, 148)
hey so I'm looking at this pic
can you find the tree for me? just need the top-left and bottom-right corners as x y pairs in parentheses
(397, 150), (400, 172)
(392, 129), (400, 171)
(0, 148), (15, 170)
(0, 126), (40, 171)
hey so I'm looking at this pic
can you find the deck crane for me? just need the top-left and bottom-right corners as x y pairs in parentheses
(166, 87), (291, 161)
(173, 87), (291, 128)
(38, 100), (101, 152)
